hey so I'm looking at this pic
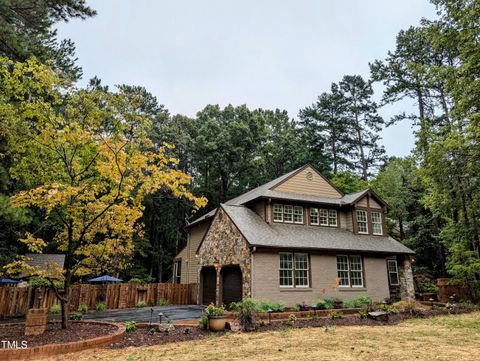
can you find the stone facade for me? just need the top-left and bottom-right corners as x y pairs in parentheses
(399, 256), (415, 300)
(197, 207), (252, 305)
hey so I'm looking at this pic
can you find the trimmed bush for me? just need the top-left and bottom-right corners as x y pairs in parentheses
(78, 304), (89, 313)
(96, 302), (106, 311)
(314, 299), (335, 310)
(136, 301), (147, 308)
(49, 304), (61, 314)
(125, 321), (137, 332)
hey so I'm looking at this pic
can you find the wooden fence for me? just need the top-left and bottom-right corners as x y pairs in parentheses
(0, 283), (198, 318)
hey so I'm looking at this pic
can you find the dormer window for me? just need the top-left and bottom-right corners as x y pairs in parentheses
(294, 206), (304, 224)
(310, 208), (337, 227)
(284, 205), (293, 223)
(371, 211), (383, 235)
(356, 210), (368, 234)
(273, 204), (283, 222)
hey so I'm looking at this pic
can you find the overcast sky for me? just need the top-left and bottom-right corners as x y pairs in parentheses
(56, 0), (437, 157)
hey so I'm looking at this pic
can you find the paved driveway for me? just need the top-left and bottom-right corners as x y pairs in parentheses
(83, 305), (204, 323)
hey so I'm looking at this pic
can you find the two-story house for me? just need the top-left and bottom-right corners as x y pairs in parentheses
(173, 165), (415, 307)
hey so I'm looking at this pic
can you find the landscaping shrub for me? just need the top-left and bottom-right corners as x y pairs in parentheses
(183, 327), (191, 334)
(417, 280), (439, 293)
(314, 299), (335, 310)
(330, 311), (343, 319)
(283, 314), (297, 326)
(236, 299), (257, 330)
(380, 304), (399, 315)
(78, 304), (89, 313)
(255, 300), (285, 313)
(49, 304), (61, 314)
(228, 301), (241, 311)
(343, 296), (372, 309)
(69, 312), (83, 321)
(149, 327), (157, 335)
(199, 315), (209, 330)
(357, 310), (368, 319)
(96, 302), (106, 311)
(392, 301), (415, 313)
(158, 298), (169, 306)
(458, 301), (476, 310)
(125, 321), (137, 332)
(136, 301), (147, 308)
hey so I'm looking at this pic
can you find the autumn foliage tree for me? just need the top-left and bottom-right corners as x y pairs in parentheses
(1, 58), (207, 328)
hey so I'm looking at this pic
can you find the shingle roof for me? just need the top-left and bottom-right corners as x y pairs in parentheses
(221, 204), (414, 255)
(25, 253), (65, 278)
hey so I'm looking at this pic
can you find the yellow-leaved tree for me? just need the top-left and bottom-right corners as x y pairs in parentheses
(0, 58), (207, 328)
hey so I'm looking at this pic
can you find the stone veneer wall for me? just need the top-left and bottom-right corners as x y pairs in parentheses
(399, 256), (415, 300)
(197, 207), (252, 302)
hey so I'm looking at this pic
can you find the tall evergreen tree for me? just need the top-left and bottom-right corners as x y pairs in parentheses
(339, 75), (386, 180)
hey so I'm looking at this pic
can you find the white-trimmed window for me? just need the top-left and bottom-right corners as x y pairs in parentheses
(372, 211), (383, 235)
(336, 255), (350, 286)
(294, 253), (309, 287)
(310, 208), (319, 225)
(284, 205), (293, 223)
(294, 206), (304, 224)
(273, 204), (283, 222)
(279, 253), (293, 287)
(319, 209), (329, 226)
(356, 210), (368, 234)
(279, 252), (310, 288)
(173, 260), (181, 284)
(328, 209), (337, 227)
(336, 255), (364, 288)
(387, 259), (399, 286)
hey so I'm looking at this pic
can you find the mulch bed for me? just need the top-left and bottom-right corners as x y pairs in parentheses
(109, 326), (215, 348)
(0, 322), (118, 348)
(108, 308), (469, 349)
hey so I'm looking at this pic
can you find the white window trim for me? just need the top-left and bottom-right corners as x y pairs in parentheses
(336, 254), (350, 288)
(372, 211), (383, 235)
(294, 206), (304, 224)
(356, 210), (369, 234)
(273, 204), (283, 223)
(283, 205), (294, 223)
(328, 209), (338, 227)
(279, 252), (294, 288)
(349, 255), (364, 288)
(294, 253), (310, 288)
(387, 259), (400, 286)
(319, 208), (329, 226)
(310, 208), (319, 225)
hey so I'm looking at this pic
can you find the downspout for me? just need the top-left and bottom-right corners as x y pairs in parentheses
(251, 246), (257, 299)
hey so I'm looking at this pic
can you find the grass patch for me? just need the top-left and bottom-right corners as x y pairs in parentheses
(52, 311), (480, 361)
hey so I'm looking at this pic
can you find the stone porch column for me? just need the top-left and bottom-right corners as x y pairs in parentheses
(399, 256), (415, 300)
(214, 263), (222, 306)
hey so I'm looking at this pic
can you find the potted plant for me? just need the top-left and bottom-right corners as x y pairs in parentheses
(205, 304), (226, 331)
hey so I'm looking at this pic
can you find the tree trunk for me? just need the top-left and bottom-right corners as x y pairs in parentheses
(398, 217), (405, 241)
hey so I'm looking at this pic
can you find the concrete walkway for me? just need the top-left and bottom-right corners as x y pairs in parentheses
(83, 305), (204, 323)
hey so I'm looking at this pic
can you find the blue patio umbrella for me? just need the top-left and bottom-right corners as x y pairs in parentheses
(88, 275), (123, 283)
(0, 277), (18, 284)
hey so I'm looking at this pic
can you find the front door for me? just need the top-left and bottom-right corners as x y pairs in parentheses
(221, 265), (243, 305)
(201, 267), (216, 305)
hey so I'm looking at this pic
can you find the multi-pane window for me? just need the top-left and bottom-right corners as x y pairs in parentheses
(284, 205), (293, 223)
(371, 211), (383, 235)
(294, 206), (304, 224)
(279, 253), (293, 287)
(328, 210), (337, 227)
(349, 256), (363, 287)
(356, 210), (368, 234)
(336, 255), (364, 287)
(273, 204), (283, 222)
(294, 253), (309, 287)
(387, 259), (399, 286)
(310, 208), (319, 225)
(310, 208), (337, 227)
(336, 255), (350, 286)
(279, 252), (310, 288)
(319, 209), (329, 226)
(173, 260), (181, 284)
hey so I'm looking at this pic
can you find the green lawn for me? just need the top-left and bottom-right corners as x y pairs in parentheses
(49, 312), (480, 361)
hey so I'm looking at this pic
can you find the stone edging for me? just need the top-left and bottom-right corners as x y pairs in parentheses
(0, 320), (125, 360)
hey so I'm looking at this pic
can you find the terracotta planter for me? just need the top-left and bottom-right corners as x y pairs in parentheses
(208, 316), (226, 331)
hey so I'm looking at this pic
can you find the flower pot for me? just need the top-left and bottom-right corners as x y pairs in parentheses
(208, 316), (226, 331)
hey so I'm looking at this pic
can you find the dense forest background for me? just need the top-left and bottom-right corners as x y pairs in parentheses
(1, 0), (479, 292)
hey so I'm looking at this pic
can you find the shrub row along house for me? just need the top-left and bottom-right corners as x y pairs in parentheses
(174, 165), (415, 307)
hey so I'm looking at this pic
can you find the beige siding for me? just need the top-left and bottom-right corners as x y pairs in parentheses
(250, 200), (266, 220)
(252, 250), (390, 306)
(175, 246), (188, 282)
(356, 195), (383, 209)
(357, 196), (368, 208)
(340, 210), (353, 231)
(273, 166), (342, 198)
(180, 222), (210, 284)
(369, 197), (382, 209)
